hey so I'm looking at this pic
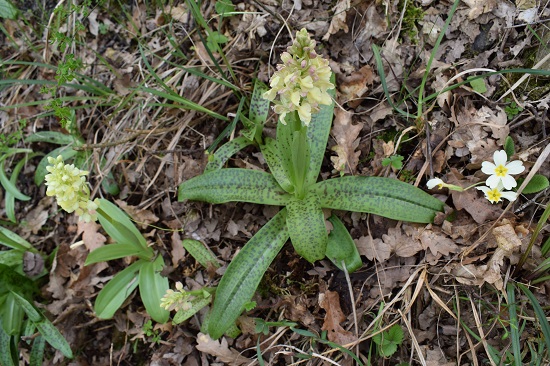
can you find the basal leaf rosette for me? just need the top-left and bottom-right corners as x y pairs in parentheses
(263, 28), (334, 126)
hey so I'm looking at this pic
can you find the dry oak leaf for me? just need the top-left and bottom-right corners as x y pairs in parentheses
(77, 220), (107, 252)
(196, 333), (252, 365)
(115, 199), (159, 229)
(338, 65), (375, 105)
(320, 291), (357, 345)
(322, 0), (350, 41)
(463, 0), (497, 20)
(418, 228), (459, 257)
(356, 235), (390, 262)
(330, 108), (362, 173)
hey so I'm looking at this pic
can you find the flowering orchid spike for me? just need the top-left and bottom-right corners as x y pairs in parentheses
(476, 183), (518, 204)
(481, 150), (525, 190)
(263, 28), (334, 126)
(44, 155), (100, 222)
(160, 282), (192, 312)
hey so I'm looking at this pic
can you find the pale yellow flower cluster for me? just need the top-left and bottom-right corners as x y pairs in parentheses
(44, 155), (100, 222)
(263, 28), (334, 126)
(160, 282), (192, 312)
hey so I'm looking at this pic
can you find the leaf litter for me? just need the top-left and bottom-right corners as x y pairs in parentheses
(1, 0), (549, 364)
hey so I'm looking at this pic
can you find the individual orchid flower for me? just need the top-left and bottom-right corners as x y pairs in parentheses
(476, 183), (518, 204)
(44, 155), (100, 222)
(481, 150), (525, 190)
(426, 178), (464, 191)
(263, 28), (334, 126)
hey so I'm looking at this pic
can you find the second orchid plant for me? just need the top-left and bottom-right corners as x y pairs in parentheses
(178, 29), (444, 339)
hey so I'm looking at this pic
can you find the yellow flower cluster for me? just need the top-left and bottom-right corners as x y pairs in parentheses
(160, 282), (192, 312)
(263, 28), (334, 126)
(44, 155), (100, 222)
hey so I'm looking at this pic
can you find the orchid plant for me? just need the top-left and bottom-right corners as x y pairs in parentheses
(178, 29), (444, 339)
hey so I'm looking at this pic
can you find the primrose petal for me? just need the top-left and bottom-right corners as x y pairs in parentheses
(506, 160), (525, 174)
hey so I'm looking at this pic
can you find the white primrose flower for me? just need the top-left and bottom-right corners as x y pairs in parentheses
(481, 150), (525, 190)
(426, 178), (464, 191)
(476, 183), (517, 204)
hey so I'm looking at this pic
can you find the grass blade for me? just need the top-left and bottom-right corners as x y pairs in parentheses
(507, 283), (522, 366)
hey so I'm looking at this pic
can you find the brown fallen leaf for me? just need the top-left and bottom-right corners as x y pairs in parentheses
(77, 220), (107, 252)
(356, 235), (390, 262)
(338, 65), (375, 106)
(320, 290), (357, 345)
(330, 108), (362, 174)
(115, 199), (159, 229)
(322, 0), (350, 41)
(195, 333), (252, 365)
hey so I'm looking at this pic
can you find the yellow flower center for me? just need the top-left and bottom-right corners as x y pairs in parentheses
(494, 164), (508, 177)
(487, 188), (502, 203)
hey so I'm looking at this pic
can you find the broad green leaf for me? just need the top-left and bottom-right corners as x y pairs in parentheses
(178, 169), (291, 206)
(205, 136), (253, 173)
(10, 291), (41, 322)
(286, 194), (327, 263)
(276, 113), (298, 187)
(96, 199), (152, 256)
(0, 0), (18, 19)
(139, 256), (169, 323)
(34, 147), (78, 185)
(85, 243), (145, 266)
(1, 292), (24, 335)
(101, 170), (120, 195)
(208, 209), (289, 339)
(468, 77), (487, 94)
(0, 250), (23, 268)
(0, 161), (31, 201)
(522, 174), (549, 194)
(173, 295), (211, 324)
(0, 264), (37, 295)
(305, 82), (336, 187)
(5, 153), (40, 222)
(0, 320), (16, 366)
(249, 79), (269, 125)
(0, 226), (34, 251)
(260, 137), (294, 193)
(29, 335), (46, 366)
(95, 260), (143, 319)
(215, 0), (234, 15)
(34, 320), (73, 358)
(311, 176), (444, 223)
(24, 131), (83, 145)
(326, 215), (363, 273)
(182, 239), (220, 269)
(504, 136), (515, 158)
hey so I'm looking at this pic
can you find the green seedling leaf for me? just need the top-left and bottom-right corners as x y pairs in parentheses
(205, 136), (253, 173)
(10, 291), (42, 323)
(260, 137), (294, 193)
(504, 136), (515, 158)
(178, 168), (291, 206)
(0, 320), (16, 366)
(35, 147), (78, 185)
(85, 243), (145, 265)
(381, 155), (404, 170)
(215, 0), (235, 15)
(373, 324), (404, 357)
(139, 256), (169, 323)
(0, 0), (18, 19)
(305, 81), (336, 187)
(0, 226), (34, 251)
(96, 199), (152, 256)
(95, 260), (143, 319)
(521, 174), (549, 194)
(326, 215), (363, 273)
(173, 295), (212, 324)
(182, 239), (220, 269)
(286, 194), (327, 263)
(206, 31), (228, 50)
(250, 79), (269, 125)
(208, 209), (289, 339)
(0, 161), (31, 201)
(101, 170), (120, 195)
(34, 320), (73, 358)
(29, 335), (46, 366)
(1, 292), (25, 335)
(6, 154), (40, 222)
(468, 77), (487, 94)
(24, 131), (83, 145)
(312, 176), (444, 223)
